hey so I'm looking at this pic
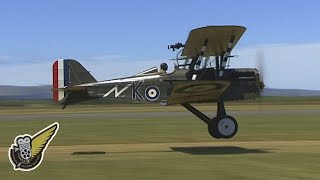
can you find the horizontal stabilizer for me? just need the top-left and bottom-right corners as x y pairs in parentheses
(52, 59), (97, 102)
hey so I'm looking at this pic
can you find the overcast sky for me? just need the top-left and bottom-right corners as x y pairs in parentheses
(0, 1), (320, 89)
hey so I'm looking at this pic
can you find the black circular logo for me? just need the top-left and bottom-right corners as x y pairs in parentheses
(145, 86), (160, 101)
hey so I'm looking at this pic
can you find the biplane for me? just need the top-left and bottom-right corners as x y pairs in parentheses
(52, 25), (264, 139)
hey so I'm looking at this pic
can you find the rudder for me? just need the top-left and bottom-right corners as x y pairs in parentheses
(52, 59), (96, 102)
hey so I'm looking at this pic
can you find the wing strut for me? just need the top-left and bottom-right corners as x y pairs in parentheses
(218, 35), (235, 78)
(186, 39), (208, 80)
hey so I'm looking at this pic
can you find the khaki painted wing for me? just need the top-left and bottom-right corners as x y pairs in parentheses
(182, 26), (246, 58)
(167, 81), (230, 104)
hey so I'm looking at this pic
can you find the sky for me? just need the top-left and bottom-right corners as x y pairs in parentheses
(0, 0), (320, 89)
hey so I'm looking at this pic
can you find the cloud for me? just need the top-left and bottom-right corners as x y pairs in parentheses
(232, 43), (320, 90)
(1, 43), (320, 90)
(0, 55), (166, 86)
(75, 55), (167, 81)
(0, 56), (14, 64)
(0, 61), (51, 85)
(0, 55), (47, 65)
(86, 54), (126, 61)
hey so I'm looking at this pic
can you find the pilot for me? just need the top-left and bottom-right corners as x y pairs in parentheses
(159, 63), (168, 74)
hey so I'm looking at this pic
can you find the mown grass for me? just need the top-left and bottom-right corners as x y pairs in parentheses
(0, 102), (320, 179)
(1, 96), (320, 108)
(2, 149), (320, 180)
(1, 114), (320, 147)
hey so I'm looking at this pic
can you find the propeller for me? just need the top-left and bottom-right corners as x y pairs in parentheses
(256, 49), (266, 90)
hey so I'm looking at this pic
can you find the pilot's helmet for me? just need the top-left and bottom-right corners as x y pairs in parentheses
(160, 63), (168, 72)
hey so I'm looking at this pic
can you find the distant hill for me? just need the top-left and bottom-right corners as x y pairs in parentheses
(0, 85), (51, 100)
(262, 88), (320, 97)
(0, 85), (320, 100)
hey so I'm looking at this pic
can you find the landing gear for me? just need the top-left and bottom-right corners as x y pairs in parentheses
(208, 116), (238, 139)
(208, 118), (221, 138)
(182, 101), (238, 139)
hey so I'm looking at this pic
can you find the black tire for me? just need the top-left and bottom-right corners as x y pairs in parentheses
(216, 115), (238, 139)
(208, 118), (222, 139)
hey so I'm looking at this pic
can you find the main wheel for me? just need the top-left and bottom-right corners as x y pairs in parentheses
(217, 115), (238, 139)
(208, 116), (238, 139)
(208, 118), (221, 139)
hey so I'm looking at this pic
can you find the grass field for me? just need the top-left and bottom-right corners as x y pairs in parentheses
(0, 100), (320, 179)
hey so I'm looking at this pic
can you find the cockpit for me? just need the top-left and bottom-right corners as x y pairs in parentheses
(166, 26), (247, 81)
(172, 48), (222, 71)
(167, 42), (231, 81)
(137, 26), (249, 81)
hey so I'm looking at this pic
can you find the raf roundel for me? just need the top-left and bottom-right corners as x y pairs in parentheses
(145, 86), (160, 101)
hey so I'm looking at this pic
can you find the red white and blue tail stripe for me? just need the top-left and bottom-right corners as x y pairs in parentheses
(52, 59), (69, 102)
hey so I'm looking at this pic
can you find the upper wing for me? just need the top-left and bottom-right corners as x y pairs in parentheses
(31, 123), (58, 157)
(182, 26), (246, 58)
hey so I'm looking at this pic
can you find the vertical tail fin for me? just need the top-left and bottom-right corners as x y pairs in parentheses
(52, 59), (96, 102)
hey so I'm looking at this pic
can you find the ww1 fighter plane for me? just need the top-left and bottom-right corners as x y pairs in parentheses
(52, 25), (264, 139)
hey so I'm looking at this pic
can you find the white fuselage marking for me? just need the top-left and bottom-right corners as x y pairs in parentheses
(103, 84), (132, 98)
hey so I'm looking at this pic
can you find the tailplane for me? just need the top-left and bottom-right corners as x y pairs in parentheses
(52, 59), (96, 102)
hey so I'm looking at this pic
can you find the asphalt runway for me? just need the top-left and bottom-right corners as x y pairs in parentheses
(1, 109), (320, 121)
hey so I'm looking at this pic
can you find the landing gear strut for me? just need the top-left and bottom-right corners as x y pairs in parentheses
(182, 101), (238, 139)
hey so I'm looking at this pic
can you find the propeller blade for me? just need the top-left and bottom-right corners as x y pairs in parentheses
(256, 49), (266, 89)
